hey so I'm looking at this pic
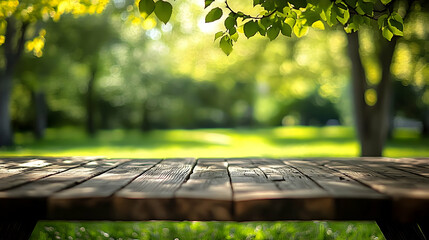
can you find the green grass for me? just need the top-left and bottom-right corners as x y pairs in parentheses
(2, 126), (428, 240)
(30, 221), (384, 240)
(3, 126), (429, 158)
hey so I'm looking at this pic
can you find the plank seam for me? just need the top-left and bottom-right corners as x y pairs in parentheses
(388, 165), (429, 180)
(282, 159), (328, 192)
(172, 158), (198, 197)
(225, 158), (235, 219)
(321, 162), (390, 197)
(0, 160), (91, 191)
(109, 159), (163, 197)
(51, 159), (132, 195)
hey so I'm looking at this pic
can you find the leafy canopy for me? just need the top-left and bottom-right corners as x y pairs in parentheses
(138, 0), (404, 55)
(0, 0), (109, 56)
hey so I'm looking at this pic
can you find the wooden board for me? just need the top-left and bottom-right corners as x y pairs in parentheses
(113, 158), (196, 220)
(324, 160), (429, 222)
(175, 158), (233, 221)
(48, 159), (160, 220)
(0, 158), (90, 190)
(0, 157), (428, 222)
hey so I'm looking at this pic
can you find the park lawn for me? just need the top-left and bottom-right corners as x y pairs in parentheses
(1, 126), (427, 240)
(3, 126), (429, 158)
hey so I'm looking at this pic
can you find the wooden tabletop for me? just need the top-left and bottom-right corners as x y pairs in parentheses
(0, 157), (428, 222)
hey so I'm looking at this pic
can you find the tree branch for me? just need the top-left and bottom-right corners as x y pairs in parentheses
(225, 0), (277, 20)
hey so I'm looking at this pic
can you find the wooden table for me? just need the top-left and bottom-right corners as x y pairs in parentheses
(0, 157), (428, 240)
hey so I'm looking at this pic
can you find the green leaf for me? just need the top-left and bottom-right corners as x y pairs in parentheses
(230, 31), (239, 42)
(336, 2), (347, 11)
(388, 17), (403, 36)
(289, 0), (307, 9)
(205, 7), (223, 23)
(311, 20), (325, 30)
(205, 0), (215, 9)
(281, 17), (295, 37)
(391, 12), (403, 24)
(243, 21), (259, 38)
(267, 26), (280, 40)
(214, 31), (224, 41)
(261, 0), (275, 11)
(224, 16), (237, 31)
(139, 0), (155, 18)
(377, 14), (387, 29)
(382, 26), (393, 41)
(154, 1), (172, 24)
(253, 0), (262, 6)
(357, 0), (373, 16)
(260, 17), (271, 29)
(293, 21), (309, 37)
(220, 36), (233, 55)
(380, 0), (391, 4)
(274, 0), (288, 9)
(336, 8), (350, 25)
(344, 0), (357, 7)
(301, 9), (319, 26)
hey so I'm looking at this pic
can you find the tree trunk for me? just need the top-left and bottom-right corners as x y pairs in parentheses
(0, 18), (27, 147)
(0, 73), (14, 146)
(32, 90), (47, 139)
(86, 67), (97, 137)
(346, 32), (397, 157)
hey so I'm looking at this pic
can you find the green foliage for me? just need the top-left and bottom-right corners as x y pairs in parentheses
(139, 0), (173, 24)
(154, 1), (173, 24)
(0, 0), (109, 54)
(198, 0), (406, 54)
(205, 7), (223, 23)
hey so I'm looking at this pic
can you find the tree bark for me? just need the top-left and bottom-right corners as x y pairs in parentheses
(0, 18), (28, 147)
(0, 73), (14, 146)
(347, 32), (397, 157)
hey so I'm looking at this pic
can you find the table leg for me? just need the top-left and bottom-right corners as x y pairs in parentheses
(0, 220), (38, 240)
(377, 221), (426, 240)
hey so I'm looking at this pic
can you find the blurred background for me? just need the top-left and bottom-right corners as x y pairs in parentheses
(0, 0), (428, 158)
(0, 1), (428, 239)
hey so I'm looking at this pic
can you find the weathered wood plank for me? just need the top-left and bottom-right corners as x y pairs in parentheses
(283, 159), (388, 220)
(0, 158), (125, 219)
(175, 158), (233, 220)
(0, 158), (90, 190)
(0, 157), (67, 180)
(113, 158), (196, 220)
(284, 159), (385, 198)
(0, 159), (125, 198)
(233, 158), (337, 221)
(325, 160), (429, 221)
(47, 159), (160, 220)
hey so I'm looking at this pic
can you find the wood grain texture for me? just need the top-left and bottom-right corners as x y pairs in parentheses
(0, 157), (427, 222)
(113, 158), (196, 220)
(48, 159), (160, 220)
(283, 159), (388, 220)
(233, 158), (335, 221)
(0, 159), (124, 198)
(0, 158), (89, 190)
(175, 158), (233, 221)
(325, 160), (429, 222)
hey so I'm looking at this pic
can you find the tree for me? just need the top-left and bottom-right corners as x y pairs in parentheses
(0, 0), (109, 146)
(138, 0), (424, 156)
